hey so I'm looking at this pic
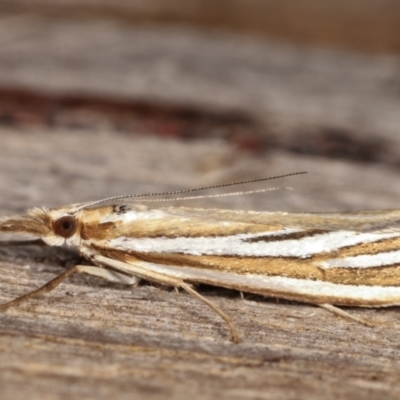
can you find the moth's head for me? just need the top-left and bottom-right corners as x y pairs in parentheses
(1, 203), (146, 247)
(0, 207), (82, 247)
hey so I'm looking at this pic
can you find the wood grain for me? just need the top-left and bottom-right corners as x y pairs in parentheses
(1, 131), (400, 400)
(1, 14), (400, 400)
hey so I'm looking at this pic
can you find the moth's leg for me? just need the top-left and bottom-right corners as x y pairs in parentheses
(179, 281), (239, 343)
(0, 265), (79, 310)
(318, 303), (375, 327)
(0, 239), (46, 247)
(0, 265), (140, 312)
(93, 255), (239, 343)
(76, 265), (139, 286)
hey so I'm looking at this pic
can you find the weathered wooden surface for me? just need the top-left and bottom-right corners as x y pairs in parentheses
(2, 131), (400, 400)
(1, 15), (400, 400)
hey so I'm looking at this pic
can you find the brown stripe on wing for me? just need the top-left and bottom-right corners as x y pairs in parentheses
(81, 218), (293, 240)
(327, 236), (400, 258)
(242, 229), (329, 243)
(88, 244), (400, 287)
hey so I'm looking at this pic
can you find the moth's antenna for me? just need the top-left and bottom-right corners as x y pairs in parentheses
(134, 186), (292, 203)
(76, 171), (307, 210)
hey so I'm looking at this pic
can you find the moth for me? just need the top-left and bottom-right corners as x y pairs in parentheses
(1, 172), (400, 343)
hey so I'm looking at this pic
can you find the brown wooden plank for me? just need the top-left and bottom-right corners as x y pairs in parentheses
(1, 130), (400, 400)
(1, 14), (400, 400)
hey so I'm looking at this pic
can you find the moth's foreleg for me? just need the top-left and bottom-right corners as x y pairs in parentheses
(0, 265), (140, 311)
(0, 265), (78, 311)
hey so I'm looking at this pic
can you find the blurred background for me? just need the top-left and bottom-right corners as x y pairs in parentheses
(1, 0), (400, 212)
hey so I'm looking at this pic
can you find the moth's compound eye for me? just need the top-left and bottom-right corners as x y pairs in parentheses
(54, 216), (77, 238)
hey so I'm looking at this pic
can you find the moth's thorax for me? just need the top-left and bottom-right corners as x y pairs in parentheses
(79, 204), (167, 241)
